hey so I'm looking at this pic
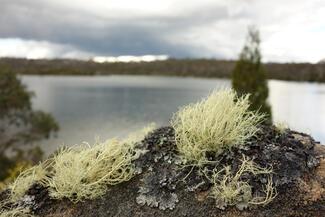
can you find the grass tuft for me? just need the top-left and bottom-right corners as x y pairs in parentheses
(171, 89), (265, 165)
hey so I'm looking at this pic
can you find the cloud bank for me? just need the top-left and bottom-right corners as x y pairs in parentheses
(0, 0), (325, 62)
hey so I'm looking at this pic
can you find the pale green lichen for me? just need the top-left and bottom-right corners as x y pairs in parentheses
(47, 138), (142, 202)
(171, 89), (265, 166)
(9, 164), (48, 202)
(275, 122), (289, 134)
(209, 156), (276, 209)
(46, 125), (154, 202)
(0, 207), (33, 217)
(2, 124), (155, 208)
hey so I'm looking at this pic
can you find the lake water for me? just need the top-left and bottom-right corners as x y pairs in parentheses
(21, 75), (325, 154)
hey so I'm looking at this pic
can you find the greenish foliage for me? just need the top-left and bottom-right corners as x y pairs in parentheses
(0, 67), (31, 115)
(0, 65), (59, 182)
(232, 27), (272, 122)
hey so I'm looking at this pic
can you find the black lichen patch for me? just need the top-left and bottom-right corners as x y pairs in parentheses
(135, 127), (181, 210)
(0, 184), (52, 216)
(25, 183), (53, 213)
(136, 170), (179, 210)
(0, 189), (10, 203)
(241, 126), (319, 186)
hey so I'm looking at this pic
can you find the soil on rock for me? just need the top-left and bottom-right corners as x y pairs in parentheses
(2, 125), (325, 217)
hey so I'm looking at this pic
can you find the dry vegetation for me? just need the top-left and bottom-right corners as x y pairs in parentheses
(171, 89), (265, 166)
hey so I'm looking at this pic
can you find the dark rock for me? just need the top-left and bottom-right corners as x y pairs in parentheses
(1, 125), (325, 217)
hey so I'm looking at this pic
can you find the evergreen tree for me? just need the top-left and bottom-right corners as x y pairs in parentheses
(232, 27), (272, 122)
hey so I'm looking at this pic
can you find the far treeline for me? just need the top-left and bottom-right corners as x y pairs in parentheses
(1, 58), (325, 82)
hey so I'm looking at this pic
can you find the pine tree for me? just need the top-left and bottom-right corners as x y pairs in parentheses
(232, 26), (272, 122)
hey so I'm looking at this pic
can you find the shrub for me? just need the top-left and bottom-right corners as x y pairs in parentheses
(0, 65), (58, 182)
(171, 89), (264, 165)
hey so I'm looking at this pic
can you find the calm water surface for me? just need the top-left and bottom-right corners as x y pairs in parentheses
(21, 75), (325, 154)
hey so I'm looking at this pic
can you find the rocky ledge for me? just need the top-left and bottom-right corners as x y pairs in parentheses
(1, 125), (325, 217)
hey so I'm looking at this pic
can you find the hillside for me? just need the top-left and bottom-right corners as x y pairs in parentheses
(1, 58), (325, 82)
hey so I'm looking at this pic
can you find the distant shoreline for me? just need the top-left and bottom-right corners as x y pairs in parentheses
(1, 57), (325, 83)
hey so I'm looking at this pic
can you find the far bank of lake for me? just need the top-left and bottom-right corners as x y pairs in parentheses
(3, 58), (325, 82)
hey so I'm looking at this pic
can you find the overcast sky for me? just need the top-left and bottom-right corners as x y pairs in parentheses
(0, 0), (324, 62)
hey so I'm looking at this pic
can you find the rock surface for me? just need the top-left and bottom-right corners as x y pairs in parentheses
(2, 125), (325, 217)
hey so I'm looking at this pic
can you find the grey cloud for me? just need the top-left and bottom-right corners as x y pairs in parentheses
(0, 0), (233, 57)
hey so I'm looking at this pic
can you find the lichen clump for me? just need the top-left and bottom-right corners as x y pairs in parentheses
(0, 207), (32, 217)
(209, 156), (276, 209)
(47, 137), (144, 202)
(170, 89), (277, 209)
(9, 164), (48, 202)
(3, 125), (154, 206)
(171, 89), (264, 165)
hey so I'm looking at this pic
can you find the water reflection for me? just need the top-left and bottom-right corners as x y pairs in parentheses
(269, 80), (325, 142)
(22, 75), (325, 154)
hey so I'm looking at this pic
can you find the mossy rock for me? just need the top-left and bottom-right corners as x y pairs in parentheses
(1, 125), (325, 217)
